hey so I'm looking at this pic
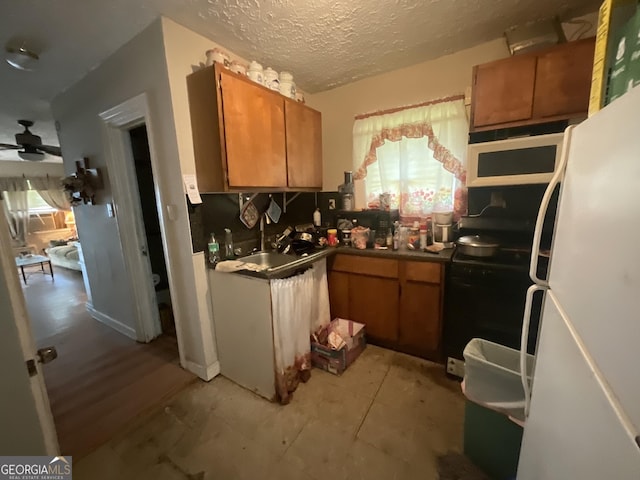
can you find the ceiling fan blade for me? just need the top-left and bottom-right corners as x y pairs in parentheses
(37, 145), (62, 156)
(0, 143), (21, 150)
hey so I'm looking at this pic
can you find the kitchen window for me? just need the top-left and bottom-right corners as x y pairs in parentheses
(353, 95), (469, 220)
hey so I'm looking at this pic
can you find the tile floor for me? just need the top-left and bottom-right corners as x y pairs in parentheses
(74, 346), (465, 480)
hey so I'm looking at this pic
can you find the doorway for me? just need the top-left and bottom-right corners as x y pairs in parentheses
(128, 125), (174, 336)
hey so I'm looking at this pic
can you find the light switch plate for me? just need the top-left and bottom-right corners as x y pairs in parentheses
(328, 199), (336, 210)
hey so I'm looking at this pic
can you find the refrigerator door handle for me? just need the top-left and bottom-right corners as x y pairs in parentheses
(529, 126), (575, 286)
(521, 283), (547, 418)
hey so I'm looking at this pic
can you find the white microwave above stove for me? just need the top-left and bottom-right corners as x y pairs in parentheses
(467, 132), (564, 187)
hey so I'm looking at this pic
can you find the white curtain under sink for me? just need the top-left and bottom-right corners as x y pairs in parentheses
(270, 258), (330, 403)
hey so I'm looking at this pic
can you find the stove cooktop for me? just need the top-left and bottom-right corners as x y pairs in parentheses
(451, 246), (549, 278)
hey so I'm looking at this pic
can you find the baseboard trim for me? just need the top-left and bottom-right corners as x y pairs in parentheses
(87, 304), (137, 340)
(184, 360), (220, 381)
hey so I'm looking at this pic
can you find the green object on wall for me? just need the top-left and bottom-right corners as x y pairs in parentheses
(463, 401), (524, 480)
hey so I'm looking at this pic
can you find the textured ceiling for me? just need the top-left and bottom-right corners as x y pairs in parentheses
(0, 0), (599, 162)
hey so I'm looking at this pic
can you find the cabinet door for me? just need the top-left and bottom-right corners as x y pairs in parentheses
(285, 101), (323, 188)
(219, 70), (287, 188)
(399, 281), (441, 359)
(532, 38), (595, 119)
(328, 271), (350, 320)
(472, 55), (537, 129)
(349, 274), (399, 343)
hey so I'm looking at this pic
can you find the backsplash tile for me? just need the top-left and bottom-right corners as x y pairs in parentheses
(188, 191), (339, 253)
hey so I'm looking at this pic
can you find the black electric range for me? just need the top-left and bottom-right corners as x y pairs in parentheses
(443, 217), (548, 369)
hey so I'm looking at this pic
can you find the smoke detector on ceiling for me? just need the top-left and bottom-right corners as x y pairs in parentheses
(5, 45), (39, 71)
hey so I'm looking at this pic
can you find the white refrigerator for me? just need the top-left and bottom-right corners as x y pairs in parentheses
(517, 86), (640, 478)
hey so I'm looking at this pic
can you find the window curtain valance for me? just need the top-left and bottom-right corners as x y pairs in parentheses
(0, 176), (70, 210)
(353, 96), (468, 183)
(352, 96), (469, 219)
(28, 176), (71, 211)
(0, 177), (29, 192)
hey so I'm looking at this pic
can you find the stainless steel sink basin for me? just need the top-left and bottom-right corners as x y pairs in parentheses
(237, 251), (297, 270)
(236, 250), (326, 274)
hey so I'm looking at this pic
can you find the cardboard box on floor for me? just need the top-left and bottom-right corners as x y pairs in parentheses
(311, 318), (366, 375)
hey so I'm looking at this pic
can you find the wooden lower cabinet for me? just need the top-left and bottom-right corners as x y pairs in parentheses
(327, 271), (350, 319)
(399, 281), (441, 358)
(349, 275), (399, 344)
(327, 254), (443, 361)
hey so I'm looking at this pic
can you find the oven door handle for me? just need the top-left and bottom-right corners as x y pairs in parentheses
(521, 283), (546, 419)
(530, 126), (574, 286)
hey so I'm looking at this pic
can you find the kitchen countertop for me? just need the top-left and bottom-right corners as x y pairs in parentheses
(332, 246), (454, 263)
(218, 245), (453, 280)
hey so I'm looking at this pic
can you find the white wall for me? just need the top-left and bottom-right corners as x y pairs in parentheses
(51, 19), (219, 379)
(307, 12), (598, 190)
(160, 18), (252, 379)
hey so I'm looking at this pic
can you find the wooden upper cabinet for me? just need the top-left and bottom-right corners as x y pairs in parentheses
(220, 70), (287, 188)
(470, 38), (596, 132)
(186, 64), (323, 192)
(472, 55), (537, 128)
(532, 38), (596, 119)
(285, 100), (322, 188)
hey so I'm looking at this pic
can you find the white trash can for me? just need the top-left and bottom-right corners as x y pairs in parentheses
(463, 338), (534, 421)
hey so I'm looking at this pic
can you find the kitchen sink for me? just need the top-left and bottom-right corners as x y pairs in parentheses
(237, 251), (298, 270)
(237, 250), (326, 273)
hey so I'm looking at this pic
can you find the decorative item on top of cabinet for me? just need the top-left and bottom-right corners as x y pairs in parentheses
(470, 37), (596, 132)
(186, 63), (323, 192)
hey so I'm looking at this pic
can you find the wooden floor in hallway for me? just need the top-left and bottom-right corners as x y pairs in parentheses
(21, 266), (196, 459)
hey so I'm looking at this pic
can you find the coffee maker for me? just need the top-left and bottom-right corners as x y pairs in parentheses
(432, 211), (454, 248)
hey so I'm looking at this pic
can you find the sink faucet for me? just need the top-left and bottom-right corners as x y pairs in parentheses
(259, 212), (271, 251)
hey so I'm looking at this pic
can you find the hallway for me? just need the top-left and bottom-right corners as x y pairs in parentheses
(22, 267), (196, 458)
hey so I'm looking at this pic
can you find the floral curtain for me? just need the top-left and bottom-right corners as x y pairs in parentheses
(353, 96), (469, 220)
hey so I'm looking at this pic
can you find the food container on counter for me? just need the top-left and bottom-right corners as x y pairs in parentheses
(351, 226), (370, 250)
(341, 229), (352, 247)
(327, 228), (339, 247)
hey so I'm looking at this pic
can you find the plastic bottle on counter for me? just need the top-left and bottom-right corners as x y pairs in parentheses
(393, 222), (400, 251)
(224, 228), (234, 259)
(386, 228), (393, 248)
(313, 208), (322, 227)
(419, 226), (428, 250)
(208, 233), (221, 267)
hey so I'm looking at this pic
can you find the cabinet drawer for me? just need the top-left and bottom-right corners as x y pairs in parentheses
(403, 261), (441, 284)
(332, 254), (398, 279)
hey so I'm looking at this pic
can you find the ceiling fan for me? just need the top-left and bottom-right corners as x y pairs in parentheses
(0, 120), (61, 161)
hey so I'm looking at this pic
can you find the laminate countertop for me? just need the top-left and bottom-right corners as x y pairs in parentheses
(215, 246), (454, 280)
(331, 246), (454, 263)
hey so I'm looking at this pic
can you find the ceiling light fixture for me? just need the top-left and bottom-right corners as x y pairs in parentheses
(5, 46), (39, 71)
(18, 151), (44, 161)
